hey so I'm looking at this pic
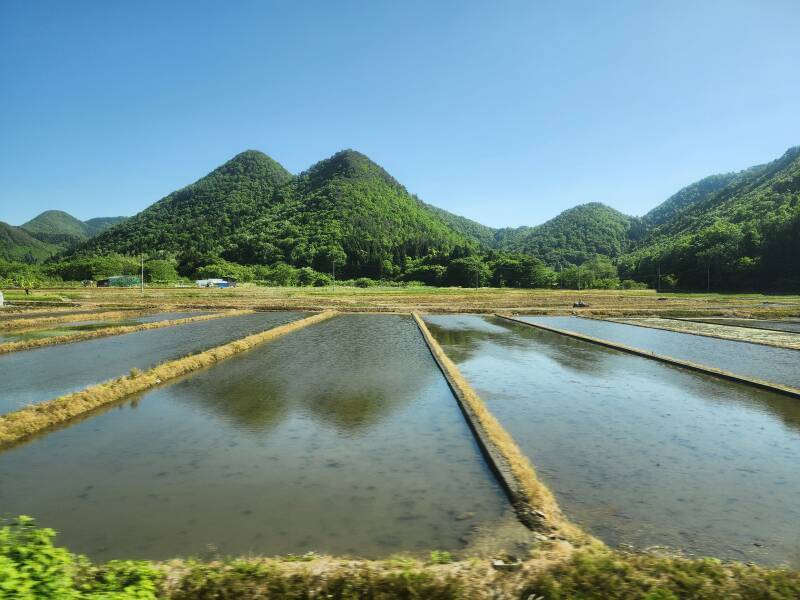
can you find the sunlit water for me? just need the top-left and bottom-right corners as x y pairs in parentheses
(0, 312), (305, 413)
(519, 316), (800, 389)
(425, 314), (800, 566)
(0, 314), (509, 560)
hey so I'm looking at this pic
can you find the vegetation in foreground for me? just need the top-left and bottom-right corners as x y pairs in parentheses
(2, 517), (799, 599)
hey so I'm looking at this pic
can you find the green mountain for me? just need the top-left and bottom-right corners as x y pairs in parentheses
(21, 210), (93, 246)
(18, 144), (800, 290)
(495, 203), (644, 267)
(0, 222), (60, 262)
(419, 202), (498, 247)
(621, 146), (800, 290)
(71, 150), (475, 279)
(84, 216), (128, 236)
(3, 211), (130, 261)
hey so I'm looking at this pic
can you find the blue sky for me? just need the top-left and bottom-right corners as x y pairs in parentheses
(2, 0), (799, 228)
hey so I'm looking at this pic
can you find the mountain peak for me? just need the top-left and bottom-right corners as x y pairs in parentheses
(211, 150), (293, 184)
(302, 149), (403, 190)
(21, 210), (90, 238)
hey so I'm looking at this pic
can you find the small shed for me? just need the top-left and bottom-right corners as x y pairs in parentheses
(195, 277), (237, 288)
(97, 275), (141, 288)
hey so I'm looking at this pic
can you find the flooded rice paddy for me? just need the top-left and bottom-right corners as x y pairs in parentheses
(0, 314), (510, 560)
(0, 312), (304, 414)
(519, 316), (800, 389)
(425, 314), (800, 566)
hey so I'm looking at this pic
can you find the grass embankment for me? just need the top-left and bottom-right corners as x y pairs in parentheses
(609, 316), (800, 351)
(412, 312), (592, 547)
(0, 311), (336, 448)
(0, 308), (156, 333)
(498, 314), (800, 400)
(0, 310), (255, 354)
(4, 516), (799, 599)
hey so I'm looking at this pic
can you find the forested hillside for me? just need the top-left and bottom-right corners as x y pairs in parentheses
(69, 150), (481, 280)
(621, 147), (800, 290)
(2, 210), (130, 259)
(0, 222), (59, 262)
(496, 203), (644, 266)
(4, 145), (799, 291)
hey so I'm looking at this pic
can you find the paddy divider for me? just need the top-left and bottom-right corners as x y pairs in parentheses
(497, 314), (800, 400)
(0, 310), (337, 448)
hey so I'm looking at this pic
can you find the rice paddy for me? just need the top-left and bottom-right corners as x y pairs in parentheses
(1, 290), (800, 574)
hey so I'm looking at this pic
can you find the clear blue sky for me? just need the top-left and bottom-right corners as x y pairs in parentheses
(2, 0), (799, 228)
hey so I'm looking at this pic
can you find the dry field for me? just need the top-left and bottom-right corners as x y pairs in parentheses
(5, 286), (800, 317)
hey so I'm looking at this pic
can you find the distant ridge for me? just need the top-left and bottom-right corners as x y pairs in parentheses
(5, 144), (799, 290)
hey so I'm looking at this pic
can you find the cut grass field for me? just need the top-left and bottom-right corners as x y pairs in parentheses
(0, 310), (335, 448)
(6, 285), (800, 317)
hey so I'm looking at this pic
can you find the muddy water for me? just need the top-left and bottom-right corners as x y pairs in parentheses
(519, 316), (800, 389)
(425, 314), (800, 566)
(0, 314), (510, 560)
(0, 312), (304, 414)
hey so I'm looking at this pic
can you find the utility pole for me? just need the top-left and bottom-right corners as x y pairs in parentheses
(140, 254), (144, 297)
(706, 262), (711, 293)
(657, 265), (661, 293)
(331, 259), (336, 292)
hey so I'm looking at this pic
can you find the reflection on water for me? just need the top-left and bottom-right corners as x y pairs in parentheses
(520, 316), (800, 389)
(426, 314), (800, 566)
(0, 314), (511, 560)
(0, 312), (305, 414)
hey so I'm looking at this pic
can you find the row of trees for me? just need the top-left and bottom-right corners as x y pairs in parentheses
(1, 250), (639, 290)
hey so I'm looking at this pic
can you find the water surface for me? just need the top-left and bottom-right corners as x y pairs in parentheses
(519, 316), (800, 389)
(0, 314), (509, 560)
(0, 312), (304, 414)
(426, 314), (800, 566)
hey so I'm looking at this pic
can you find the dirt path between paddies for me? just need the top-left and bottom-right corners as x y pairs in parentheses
(609, 317), (800, 351)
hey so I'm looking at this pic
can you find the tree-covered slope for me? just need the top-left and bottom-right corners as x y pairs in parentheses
(74, 150), (294, 260)
(17, 211), (130, 252)
(621, 146), (800, 290)
(21, 210), (91, 244)
(84, 216), (128, 235)
(497, 203), (641, 267)
(642, 173), (739, 227)
(420, 202), (499, 247)
(221, 150), (477, 278)
(0, 222), (60, 262)
(69, 149), (476, 278)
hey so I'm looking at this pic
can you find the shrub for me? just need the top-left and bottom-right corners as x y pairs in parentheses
(620, 279), (649, 290)
(354, 277), (376, 288)
(0, 516), (162, 599)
